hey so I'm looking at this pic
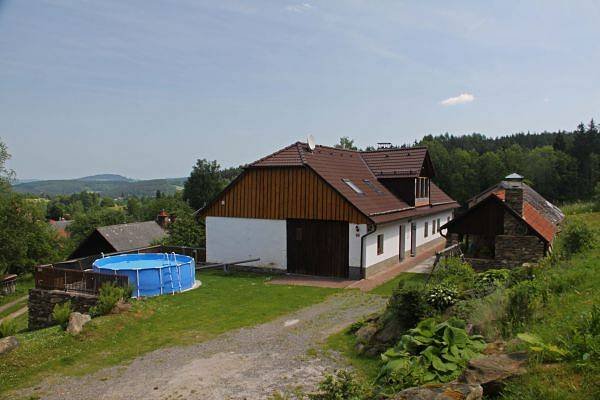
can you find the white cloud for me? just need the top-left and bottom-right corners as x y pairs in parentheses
(440, 93), (475, 106)
(285, 3), (313, 13)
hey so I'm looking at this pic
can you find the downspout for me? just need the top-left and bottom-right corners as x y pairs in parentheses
(359, 224), (377, 280)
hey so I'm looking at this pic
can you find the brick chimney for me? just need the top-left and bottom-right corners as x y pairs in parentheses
(156, 210), (171, 228)
(504, 173), (524, 216)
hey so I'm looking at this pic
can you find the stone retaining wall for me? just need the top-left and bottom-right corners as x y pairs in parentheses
(495, 235), (545, 264)
(28, 288), (98, 330)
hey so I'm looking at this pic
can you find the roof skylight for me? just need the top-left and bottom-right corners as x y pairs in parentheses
(342, 179), (364, 194)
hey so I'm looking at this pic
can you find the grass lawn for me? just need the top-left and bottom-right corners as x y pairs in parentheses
(369, 272), (426, 297)
(325, 328), (381, 382)
(0, 271), (339, 393)
(0, 273), (33, 308)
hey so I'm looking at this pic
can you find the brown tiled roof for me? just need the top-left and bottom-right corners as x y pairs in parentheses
(361, 147), (429, 177)
(248, 142), (458, 224)
(97, 221), (167, 252)
(492, 190), (560, 243)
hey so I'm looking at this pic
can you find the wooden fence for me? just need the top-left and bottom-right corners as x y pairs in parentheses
(34, 265), (129, 295)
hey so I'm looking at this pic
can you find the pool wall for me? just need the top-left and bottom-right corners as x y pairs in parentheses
(92, 253), (196, 297)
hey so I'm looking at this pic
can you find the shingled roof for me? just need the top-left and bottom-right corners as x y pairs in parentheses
(248, 142), (457, 224)
(96, 221), (167, 251)
(469, 181), (564, 243)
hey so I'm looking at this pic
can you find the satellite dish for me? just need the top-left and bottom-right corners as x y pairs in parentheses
(307, 134), (316, 151)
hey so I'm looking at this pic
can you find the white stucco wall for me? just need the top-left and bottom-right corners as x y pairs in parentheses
(349, 223), (368, 267)
(205, 216), (287, 269)
(362, 209), (454, 270)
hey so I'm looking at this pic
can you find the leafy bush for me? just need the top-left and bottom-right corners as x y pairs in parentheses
(430, 257), (475, 292)
(517, 333), (569, 362)
(52, 301), (72, 329)
(90, 283), (125, 317)
(378, 318), (486, 389)
(504, 281), (543, 334)
(568, 305), (600, 364)
(123, 283), (134, 300)
(382, 281), (433, 333)
(557, 218), (598, 257)
(309, 370), (372, 400)
(450, 290), (508, 340)
(472, 269), (510, 297)
(0, 318), (18, 338)
(426, 284), (459, 311)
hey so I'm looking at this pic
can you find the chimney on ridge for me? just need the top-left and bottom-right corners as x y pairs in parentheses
(156, 210), (171, 229)
(504, 173), (524, 216)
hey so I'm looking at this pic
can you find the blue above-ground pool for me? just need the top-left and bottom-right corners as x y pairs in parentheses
(93, 253), (196, 297)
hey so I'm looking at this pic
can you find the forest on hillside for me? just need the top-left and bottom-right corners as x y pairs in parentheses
(415, 121), (600, 204)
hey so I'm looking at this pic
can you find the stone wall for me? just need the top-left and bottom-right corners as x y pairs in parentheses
(495, 235), (545, 265)
(28, 288), (98, 330)
(503, 211), (526, 236)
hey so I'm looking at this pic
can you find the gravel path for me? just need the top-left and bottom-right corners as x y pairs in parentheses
(13, 292), (386, 400)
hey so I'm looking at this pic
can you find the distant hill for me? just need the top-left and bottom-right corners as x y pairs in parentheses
(12, 175), (187, 197)
(78, 174), (134, 182)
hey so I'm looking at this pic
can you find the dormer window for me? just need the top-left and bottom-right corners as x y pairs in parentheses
(415, 177), (430, 204)
(342, 178), (364, 194)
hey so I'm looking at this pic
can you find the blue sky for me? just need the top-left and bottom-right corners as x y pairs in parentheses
(1, 1), (600, 179)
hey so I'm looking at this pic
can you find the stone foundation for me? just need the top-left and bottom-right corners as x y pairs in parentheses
(28, 288), (98, 330)
(495, 235), (545, 264)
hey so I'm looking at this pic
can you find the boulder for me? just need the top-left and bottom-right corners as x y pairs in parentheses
(458, 352), (527, 396)
(66, 312), (91, 335)
(0, 336), (19, 355)
(111, 299), (132, 314)
(394, 383), (483, 400)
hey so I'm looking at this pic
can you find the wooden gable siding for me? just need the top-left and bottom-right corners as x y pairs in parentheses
(202, 167), (370, 224)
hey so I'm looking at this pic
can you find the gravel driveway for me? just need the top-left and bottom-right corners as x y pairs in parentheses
(12, 291), (386, 400)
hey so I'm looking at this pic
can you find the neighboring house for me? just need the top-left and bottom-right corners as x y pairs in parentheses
(69, 221), (167, 259)
(441, 173), (564, 269)
(196, 141), (459, 279)
(49, 219), (73, 238)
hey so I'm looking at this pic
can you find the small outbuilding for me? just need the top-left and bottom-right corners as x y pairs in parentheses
(441, 173), (564, 269)
(69, 221), (167, 259)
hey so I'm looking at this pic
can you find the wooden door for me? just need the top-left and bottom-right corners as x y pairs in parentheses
(287, 219), (349, 278)
(410, 222), (417, 256)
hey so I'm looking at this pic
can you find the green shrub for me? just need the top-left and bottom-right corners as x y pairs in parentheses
(0, 318), (18, 338)
(451, 290), (508, 340)
(309, 370), (373, 400)
(123, 284), (134, 300)
(382, 281), (433, 332)
(52, 301), (72, 329)
(430, 257), (475, 291)
(472, 269), (510, 297)
(568, 305), (600, 364)
(90, 283), (125, 317)
(557, 218), (598, 257)
(517, 333), (569, 362)
(378, 318), (486, 389)
(426, 283), (459, 311)
(507, 264), (538, 287)
(504, 281), (543, 334)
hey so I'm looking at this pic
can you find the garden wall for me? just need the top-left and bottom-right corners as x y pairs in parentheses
(28, 288), (98, 330)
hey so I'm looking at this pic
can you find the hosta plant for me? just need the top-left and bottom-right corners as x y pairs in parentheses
(426, 284), (459, 311)
(378, 318), (486, 389)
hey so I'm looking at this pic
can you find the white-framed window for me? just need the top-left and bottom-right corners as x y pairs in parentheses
(424, 222), (429, 238)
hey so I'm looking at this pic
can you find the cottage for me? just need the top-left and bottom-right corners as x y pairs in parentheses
(441, 173), (564, 269)
(197, 141), (458, 279)
(69, 220), (167, 259)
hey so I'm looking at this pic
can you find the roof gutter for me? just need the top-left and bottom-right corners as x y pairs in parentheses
(359, 224), (377, 280)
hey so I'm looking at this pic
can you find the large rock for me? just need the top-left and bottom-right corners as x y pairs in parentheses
(0, 336), (19, 355)
(66, 312), (91, 335)
(394, 383), (483, 400)
(111, 299), (132, 314)
(458, 352), (527, 396)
